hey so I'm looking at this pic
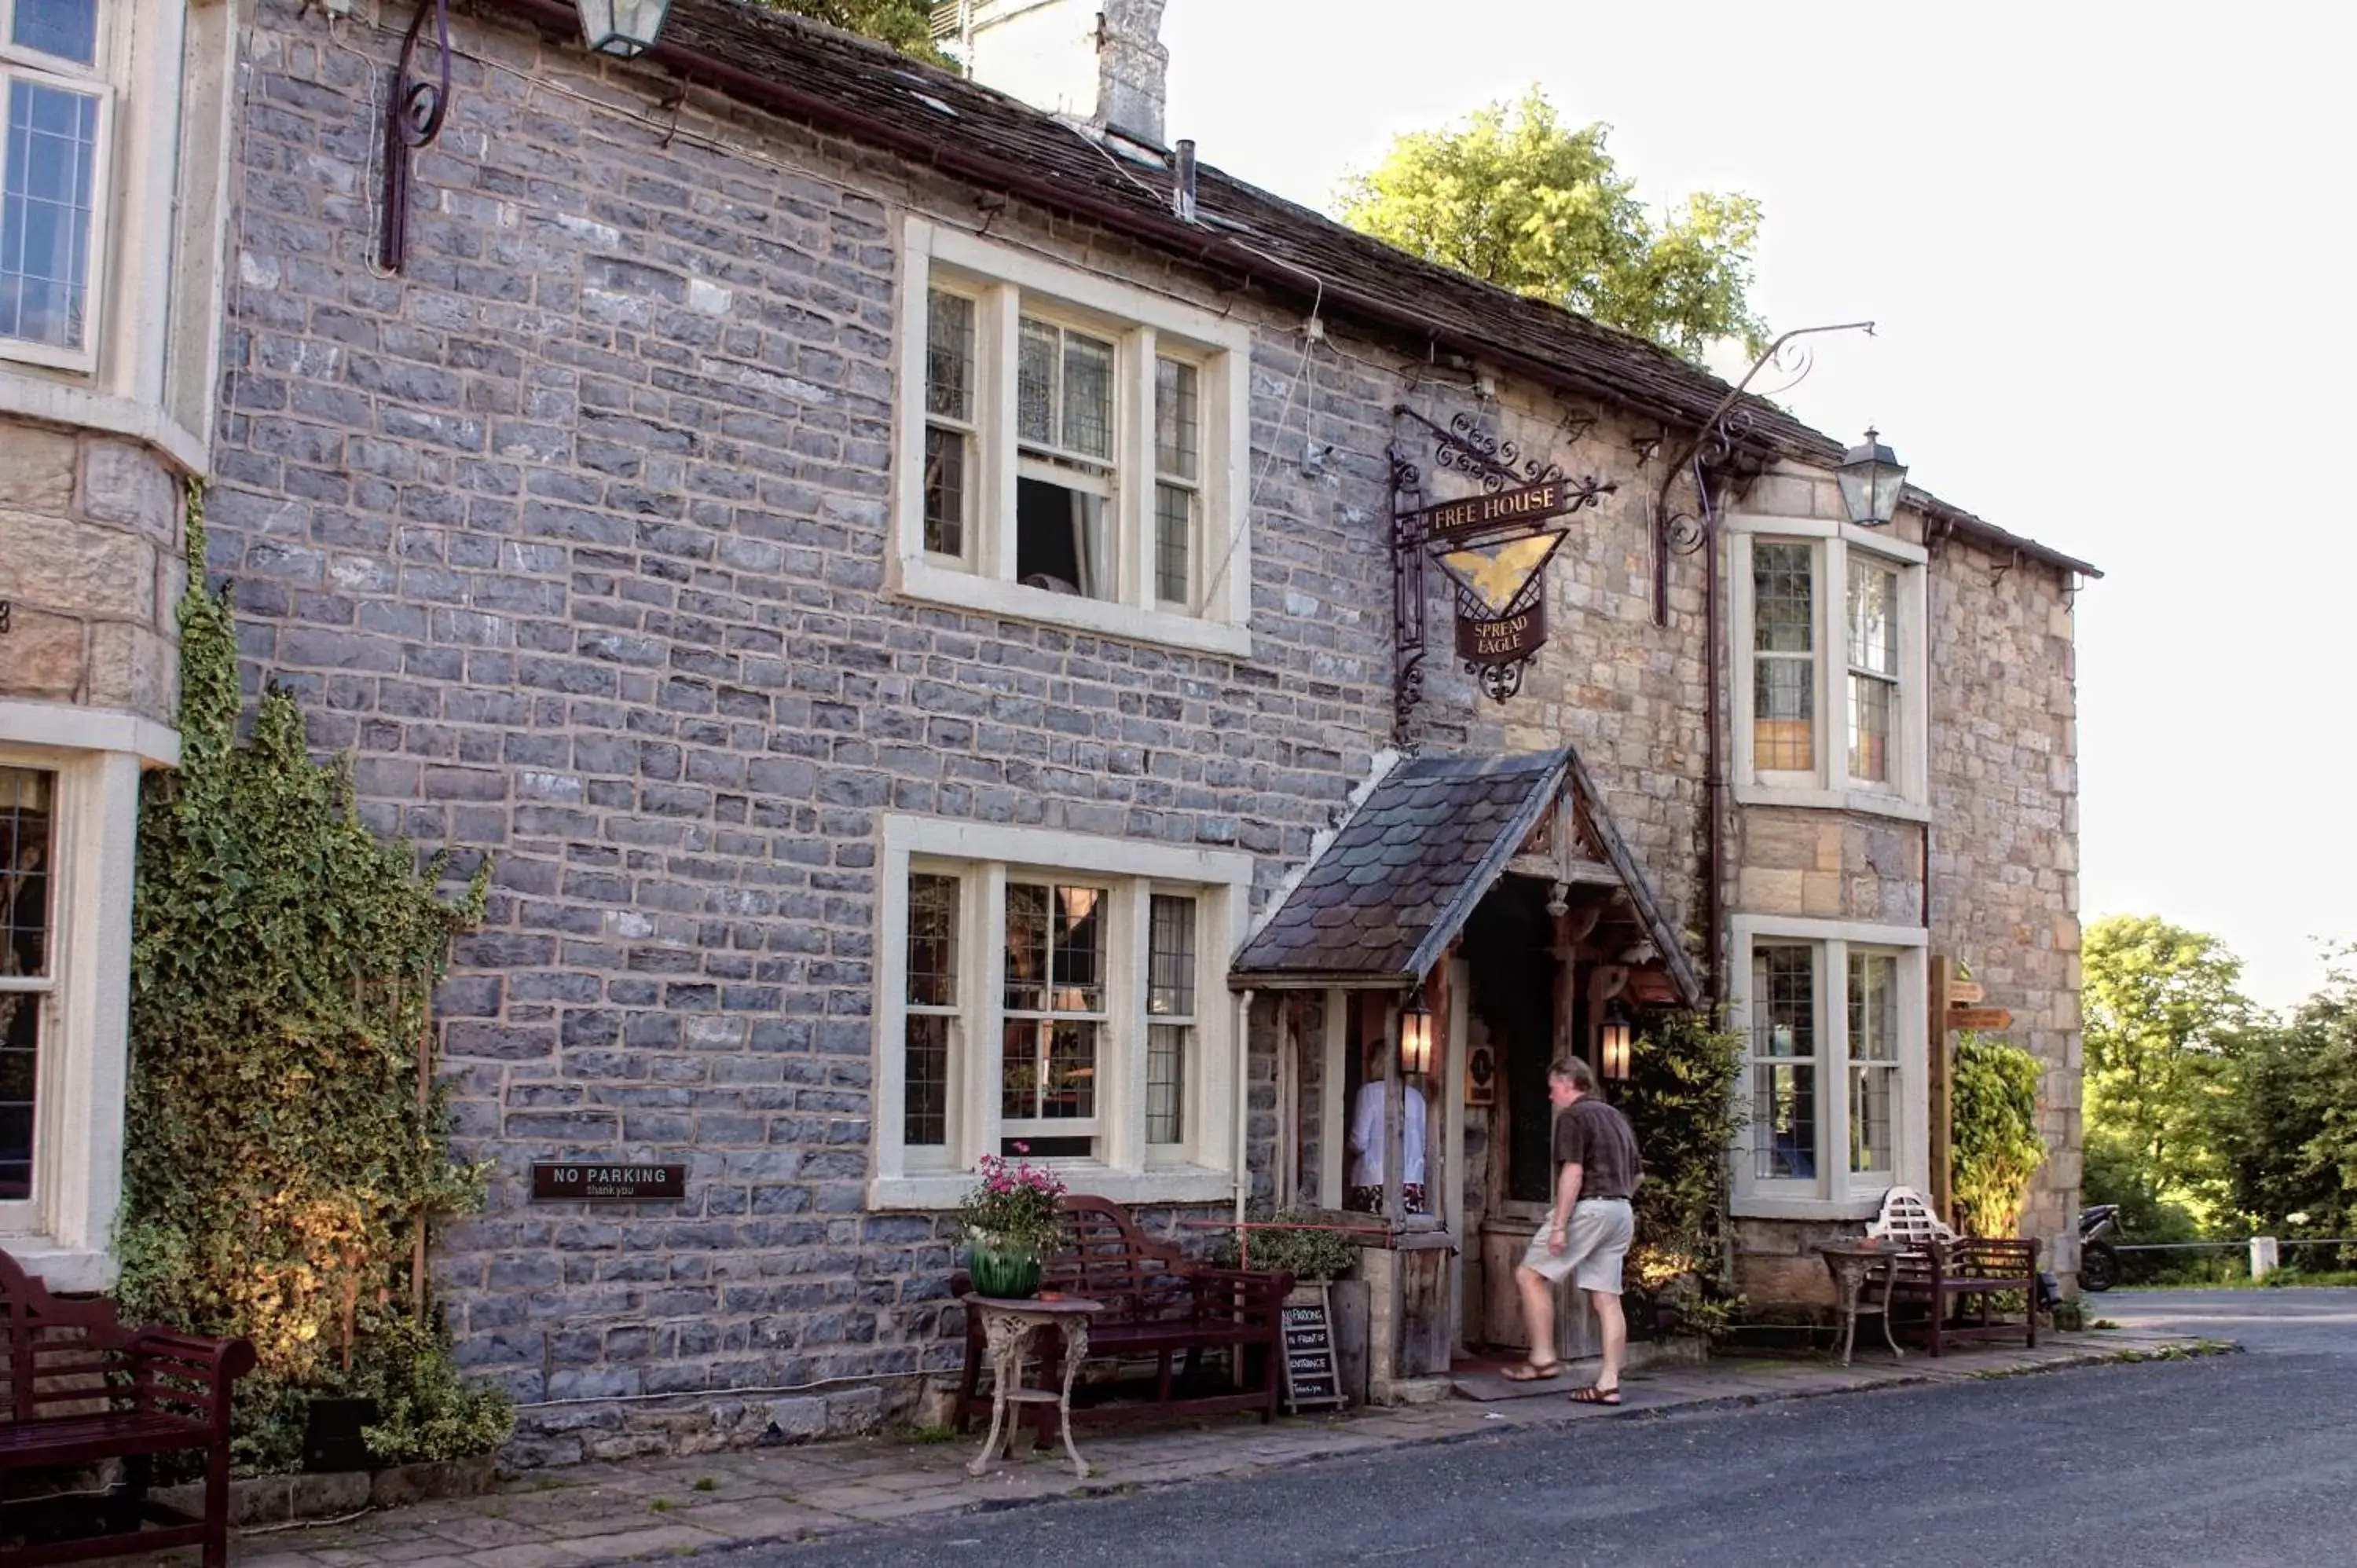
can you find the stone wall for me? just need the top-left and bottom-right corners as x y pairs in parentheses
(216, 0), (1407, 1461)
(211, 0), (2082, 1455)
(0, 419), (186, 724)
(1927, 531), (2082, 1273)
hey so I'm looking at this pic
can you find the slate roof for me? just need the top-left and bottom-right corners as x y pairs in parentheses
(1230, 750), (1568, 988)
(497, 0), (2099, 580)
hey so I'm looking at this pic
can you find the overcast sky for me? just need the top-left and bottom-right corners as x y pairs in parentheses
(1163, 0), (2353, 1012)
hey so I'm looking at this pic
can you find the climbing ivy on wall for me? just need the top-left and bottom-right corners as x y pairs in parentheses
(115, 481), (512, 1472)
(1618, 1008), (1747, 1339)
(1951, 1031), (2048, 1237)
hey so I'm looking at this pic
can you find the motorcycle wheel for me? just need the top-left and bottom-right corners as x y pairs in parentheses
(2080, 1241), (2118, 1293)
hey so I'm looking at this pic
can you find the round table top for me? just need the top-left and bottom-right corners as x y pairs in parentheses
(961, 1292), (1105, 1315)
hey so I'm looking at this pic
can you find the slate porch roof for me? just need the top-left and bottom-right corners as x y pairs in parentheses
(1228, 748), (1703, 1008)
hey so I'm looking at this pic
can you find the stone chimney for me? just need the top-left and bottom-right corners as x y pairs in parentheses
(953, 0), (1170, 148)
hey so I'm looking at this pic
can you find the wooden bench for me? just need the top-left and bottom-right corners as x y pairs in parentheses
(0, 1249), (256, 1568)
(1867, 1186), (2039, 1357)
(954, 1196), (1292, 1434)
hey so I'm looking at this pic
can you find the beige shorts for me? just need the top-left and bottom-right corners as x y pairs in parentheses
(1518, 1199), (1633, 1295)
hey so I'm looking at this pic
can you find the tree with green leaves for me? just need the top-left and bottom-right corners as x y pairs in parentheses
(2082, 915), (2254, 1225)
(2212, 949), (2356, 1241)
(1336, 88), (1769, 363)
(757, 0), (947, 62)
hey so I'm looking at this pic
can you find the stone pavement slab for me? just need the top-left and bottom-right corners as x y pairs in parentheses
(83, 1329), (2212, 1568)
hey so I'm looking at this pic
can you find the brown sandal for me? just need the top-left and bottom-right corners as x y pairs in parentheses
(1569, 1384), (1622, 1405)
(1501, 1361), (1562, 1383)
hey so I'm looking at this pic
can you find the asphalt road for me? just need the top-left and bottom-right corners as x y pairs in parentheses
(695, 1290), (2357, 1568)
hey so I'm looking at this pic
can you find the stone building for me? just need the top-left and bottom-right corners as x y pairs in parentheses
(0, 0), (2092, 1457)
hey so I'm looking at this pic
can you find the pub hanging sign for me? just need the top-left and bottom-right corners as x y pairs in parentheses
(1390, 411), (1614, 727)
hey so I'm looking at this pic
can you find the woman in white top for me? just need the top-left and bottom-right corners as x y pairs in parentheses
(1346, 1042), (1428, 1214)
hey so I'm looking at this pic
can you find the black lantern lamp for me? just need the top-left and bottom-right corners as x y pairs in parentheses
(1398, 993), (1434, 1077)
(1600, 1006), (1633, 1082)
(577, 0), (674, 58)
(1836, 427), (1908, 528)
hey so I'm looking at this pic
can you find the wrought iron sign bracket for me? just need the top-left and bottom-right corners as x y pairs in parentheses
(379, 0), (455, 274)
(1646, 321), (1876, 625)
(1390, 408), (1614, 739)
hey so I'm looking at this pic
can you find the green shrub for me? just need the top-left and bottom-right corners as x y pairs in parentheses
(1207, 1210), (1362, 1280)
(1952, 1031), (2047, 1236)
(1618, 1007), (1747, 1339)
(115, 482), (511, 1471)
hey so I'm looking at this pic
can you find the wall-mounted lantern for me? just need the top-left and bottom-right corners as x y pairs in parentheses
(1398, 994), (1434, 1077)
(577, 0), (676, 58)
(1836, 427), (1908, 528)
(1600, 1006), (1633, 1082)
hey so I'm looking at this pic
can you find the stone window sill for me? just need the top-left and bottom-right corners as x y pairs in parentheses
(870, 1164), (1235, 1213)
(0, 1236), (118, 1294)
(893, 557), (1252, 661)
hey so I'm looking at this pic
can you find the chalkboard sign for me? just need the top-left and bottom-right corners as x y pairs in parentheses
(1281, 1287), (1344, 1412)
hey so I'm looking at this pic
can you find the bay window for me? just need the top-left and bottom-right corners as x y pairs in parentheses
(896, 218), (1253, 657)
(0, 712), (159, 1291)
(1732, 917), (1927, 1216)
(0, 0), (236, 471)
(874, 816), (1249, 1210)
(1731, 521), (1929, 817)
(0, 0), (110, 368)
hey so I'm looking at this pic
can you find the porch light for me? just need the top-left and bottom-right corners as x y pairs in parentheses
(577, 0), (673, 57)
(1398, 995), (1434, 1077)
(1600, 1008), (1633, 1081)
(1835, 427), (1908, 527)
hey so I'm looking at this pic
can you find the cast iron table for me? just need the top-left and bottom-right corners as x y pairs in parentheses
(1819, 1243), (1908, 1367)
(962, 1293), (1105, 1479)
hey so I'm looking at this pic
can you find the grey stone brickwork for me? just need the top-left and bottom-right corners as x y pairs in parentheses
(0, 419), (187, 725)
(1927, 531), (2082, 1270)
(207, 0), (2080, 1456)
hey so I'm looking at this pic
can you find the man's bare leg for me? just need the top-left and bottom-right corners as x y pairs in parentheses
(1587, 1289), (1626, 1392)
(1515, 1265), (1556, 1367)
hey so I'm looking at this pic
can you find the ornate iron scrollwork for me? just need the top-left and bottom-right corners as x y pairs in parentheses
(1391, 406), (1615, 731)
(380, 0), (455, 274)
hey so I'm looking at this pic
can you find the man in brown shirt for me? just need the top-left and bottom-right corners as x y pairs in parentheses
(1503, 1057), (1643, 1402)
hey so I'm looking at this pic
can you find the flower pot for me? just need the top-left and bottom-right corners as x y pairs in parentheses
(966, 1233), (1043, 1299)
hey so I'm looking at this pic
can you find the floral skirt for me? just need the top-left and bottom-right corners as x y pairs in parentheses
(1347, 1183), (1428, 1215)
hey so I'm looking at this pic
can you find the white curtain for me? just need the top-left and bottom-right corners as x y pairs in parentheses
(1071, 490), (1107, 599)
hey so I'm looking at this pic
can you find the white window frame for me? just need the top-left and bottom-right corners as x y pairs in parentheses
(0, 698), (174, 1291)
(893, 217), (1255, 658)
(871, 815), (1251, 1211)
(1728, 915), (1929, 1220)
(0, 0), (232, 474)
(0, 0), (116, 374)
(1728, 517), (1930, 822)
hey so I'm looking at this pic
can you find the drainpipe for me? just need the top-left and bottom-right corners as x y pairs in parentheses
(1233, 988), (1255, 1229)
(1703, 511), (1726, 1007)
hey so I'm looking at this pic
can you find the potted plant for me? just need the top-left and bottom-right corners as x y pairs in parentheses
(957, 1147), (1066, 1299)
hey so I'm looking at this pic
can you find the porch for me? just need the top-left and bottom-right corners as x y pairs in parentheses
(1230, 747), (1704, 1401)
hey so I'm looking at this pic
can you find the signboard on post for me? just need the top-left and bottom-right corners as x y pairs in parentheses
(1948, 978), (1985, 1005)
(1280, 1286), (1344, 1412)
(1947, 1006), (2014, 1031)
(1399, 477), (1586, 537)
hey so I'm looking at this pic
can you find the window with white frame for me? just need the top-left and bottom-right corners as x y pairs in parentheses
(896, 219), (1254, 658)
(1732, 919), (1927, 1215)
(1732, 522), (1928, 815)
(0, 0), (233, 467)
(0, 719), (156, 1291)
(0, 0), (111, 369)
(874, 816), (1248, 1209)
(0, 764), (56, 1203)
